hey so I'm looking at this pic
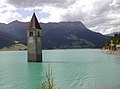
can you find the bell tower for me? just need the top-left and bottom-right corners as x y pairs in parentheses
(27, 13), (42, 62)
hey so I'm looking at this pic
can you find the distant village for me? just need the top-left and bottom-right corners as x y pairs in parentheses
(1, 33), (120, 52)
(103, 33), (120, 52)
(0, 41), (27, 51)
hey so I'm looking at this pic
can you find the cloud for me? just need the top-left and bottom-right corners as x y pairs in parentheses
(40, 6), (66, 23)
(61, 0), (120, 34)
(3, 0), (120, 34)
(0, 0), (23, 23)
(21, 16), (31, 22)
(0, 11), (23, 24)
(0, 0), (16, 13)
(6, 0), (76, 8)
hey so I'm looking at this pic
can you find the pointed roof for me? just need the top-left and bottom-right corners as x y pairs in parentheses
(29, 13), (41, 30)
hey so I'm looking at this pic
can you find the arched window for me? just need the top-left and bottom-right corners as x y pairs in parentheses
(30, 32), (33, 36)
(38, 32), (40, 37)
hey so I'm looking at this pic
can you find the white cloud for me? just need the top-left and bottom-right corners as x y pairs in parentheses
(0, 11), (23, 24)
(0, 0), (16, 13)
(110, 0), (120, 7)
(61, 0), (120, 34)
(6, 0), (76, 8)
(21, 16), (31, 22)
(0, 0), (21, 23)
(40, 6), (66, 23)
(0, 0), (119, 34)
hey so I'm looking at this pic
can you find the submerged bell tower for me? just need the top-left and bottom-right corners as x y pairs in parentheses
(27, 13), (42, 62)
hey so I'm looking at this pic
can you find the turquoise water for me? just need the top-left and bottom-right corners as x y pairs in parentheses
(0, 49), (120, 89)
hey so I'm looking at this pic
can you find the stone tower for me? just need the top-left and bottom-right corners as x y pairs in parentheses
(27, 13), (42, 62)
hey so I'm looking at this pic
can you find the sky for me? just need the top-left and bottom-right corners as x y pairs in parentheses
(0, 0), (120, 34)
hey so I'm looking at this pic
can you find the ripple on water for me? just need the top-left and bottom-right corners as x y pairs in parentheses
(0, 49), (120, 89)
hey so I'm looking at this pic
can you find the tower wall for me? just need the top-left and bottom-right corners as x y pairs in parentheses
(36, 31), (42, 62)
(27, 13), (42, 62)
(27, 36), (37, 62)
(27, 33), (42, 62)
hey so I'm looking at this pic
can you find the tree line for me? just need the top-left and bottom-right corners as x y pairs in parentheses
(103, 33), (120, 51)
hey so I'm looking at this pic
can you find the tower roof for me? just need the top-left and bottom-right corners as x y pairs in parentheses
(29, 13), (41, 30)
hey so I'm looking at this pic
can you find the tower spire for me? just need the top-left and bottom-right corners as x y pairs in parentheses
(27, 12), (42, 62)
(29, 12), (41, 30)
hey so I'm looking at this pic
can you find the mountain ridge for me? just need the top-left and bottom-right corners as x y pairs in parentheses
(0, 20), (110, 49)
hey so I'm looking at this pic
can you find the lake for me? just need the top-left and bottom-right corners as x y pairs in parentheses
(0, 49), (120, 89)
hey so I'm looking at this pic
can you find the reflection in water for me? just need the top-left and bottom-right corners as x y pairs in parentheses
(43, 61), (70, 63)
(27, 63), (45, 89)
(0, 49), (120, 89)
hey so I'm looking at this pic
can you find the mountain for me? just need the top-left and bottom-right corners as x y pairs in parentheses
(0, 21), (110, 49)
(105, 32), (120, 37)
(0, 30), (22, 48)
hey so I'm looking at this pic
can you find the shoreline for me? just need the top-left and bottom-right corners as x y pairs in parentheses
(102, 49), (120, 55)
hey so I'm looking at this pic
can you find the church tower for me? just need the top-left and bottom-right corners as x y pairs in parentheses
(27, 13), (42, 62)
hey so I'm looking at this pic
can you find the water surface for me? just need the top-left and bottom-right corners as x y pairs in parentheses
(0, 49), (120, 89)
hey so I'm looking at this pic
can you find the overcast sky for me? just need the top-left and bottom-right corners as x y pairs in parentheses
(0, 0), (120, 34)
